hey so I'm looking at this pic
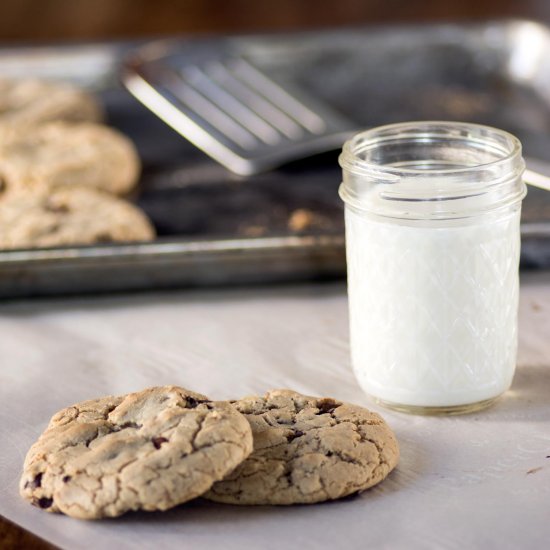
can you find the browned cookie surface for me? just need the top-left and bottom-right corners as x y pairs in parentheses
(0, 187), (154, 249)
(0, 79), (103, 143)
(0, 122), (140, 196)
(20, 386), (253, 519)
(205, 389), (399, 505)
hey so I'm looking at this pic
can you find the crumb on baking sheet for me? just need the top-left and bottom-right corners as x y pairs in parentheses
(288, 209), (317, 232)
(287, 208), (331, 233)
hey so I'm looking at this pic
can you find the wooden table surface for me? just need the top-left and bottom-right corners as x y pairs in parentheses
(0, 0), (550, 42)
(0, 515), (57, 549)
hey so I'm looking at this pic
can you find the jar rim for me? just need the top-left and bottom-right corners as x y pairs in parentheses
(339, 121), (522, 178)
(338, 121), (526, 220)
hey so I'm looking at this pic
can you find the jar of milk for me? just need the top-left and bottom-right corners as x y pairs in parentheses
(339, 122), (527, 414)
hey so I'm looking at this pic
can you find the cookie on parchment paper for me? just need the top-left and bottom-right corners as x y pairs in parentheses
(205, 389), (399, 505)
(0, 186), (154, 249)
(20, 386), (254, 519)
(0, 122), (140, 197)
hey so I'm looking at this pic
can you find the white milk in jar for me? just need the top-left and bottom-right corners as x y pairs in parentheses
(339, 122), (526, 414)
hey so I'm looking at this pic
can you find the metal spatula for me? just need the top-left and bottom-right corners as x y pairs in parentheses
(123, 46), (550, 192)
(123, 52), (356, 176)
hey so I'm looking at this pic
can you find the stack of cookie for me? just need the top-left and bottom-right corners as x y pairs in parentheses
(0, 78), (155, 249)
(20, 386), (399, 519)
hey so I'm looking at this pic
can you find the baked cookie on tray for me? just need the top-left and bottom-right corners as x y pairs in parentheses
(0, 122), (140, 196)
(0, 187), (155, 249)
(205, 389), (399, 505)
(20, 386), (254, 519)
(0, 78), (103, 143)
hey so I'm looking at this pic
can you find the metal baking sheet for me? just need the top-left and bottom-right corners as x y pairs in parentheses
(1, 20), (550, 298)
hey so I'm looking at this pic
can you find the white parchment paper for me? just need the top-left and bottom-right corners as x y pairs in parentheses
(1, 274), (549, 550)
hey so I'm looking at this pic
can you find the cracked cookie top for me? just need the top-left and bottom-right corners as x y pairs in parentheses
(0, 122), (140, 196)
(205, 389), (399, 505)
(0, 79), (103, 144)
(0, 186), (155, 249)
(20, 386), (253, 519)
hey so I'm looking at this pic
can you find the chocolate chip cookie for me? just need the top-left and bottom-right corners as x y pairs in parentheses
(0, 79), (103, 143)
(0, 122), (140, 196)
(20, 386), (254, 519)
(205, 389), (399, 505)
(0, 187), (154, 249)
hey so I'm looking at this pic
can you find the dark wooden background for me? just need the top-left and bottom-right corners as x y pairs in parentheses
(0, 0), (546, 548)
(0, 0), (549, 42)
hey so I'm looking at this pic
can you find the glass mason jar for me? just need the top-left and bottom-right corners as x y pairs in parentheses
(339, 122), (527, 414)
